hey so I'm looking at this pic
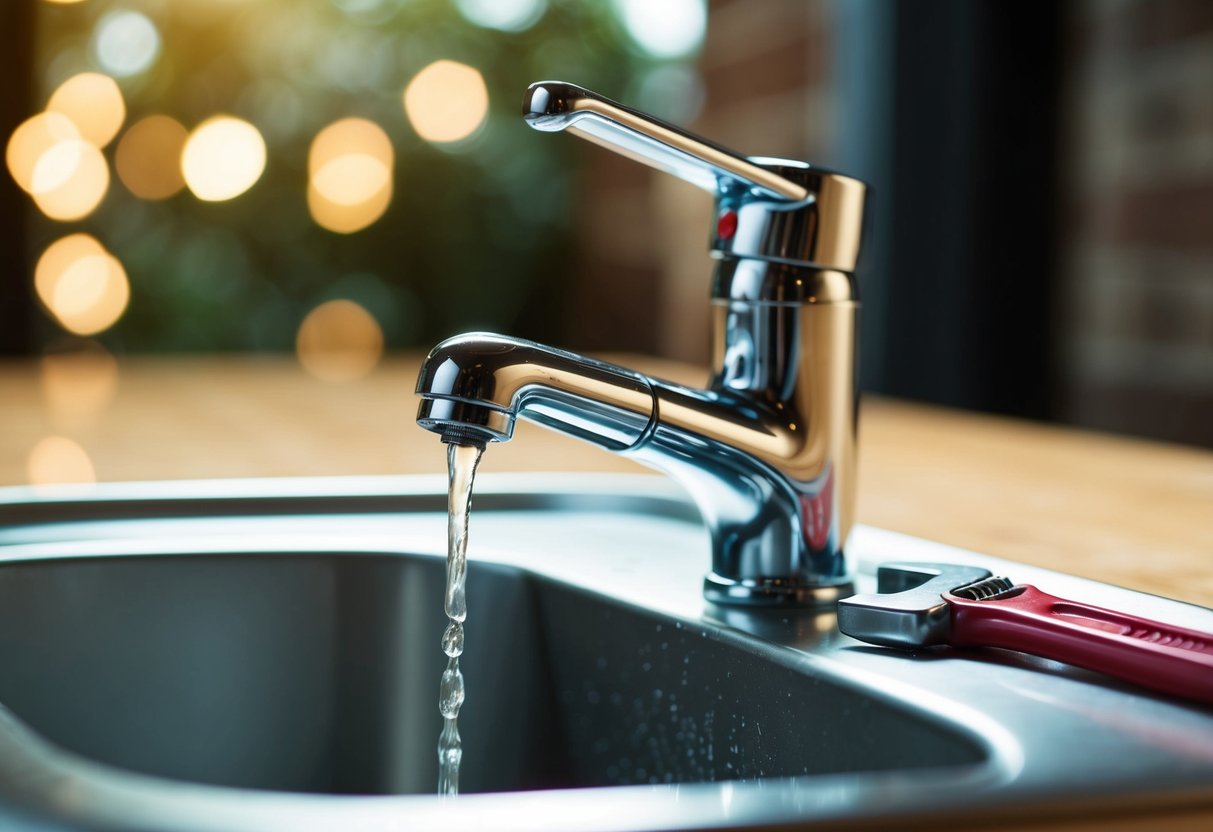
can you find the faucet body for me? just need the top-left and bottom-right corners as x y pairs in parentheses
(416, 82), (867, 606)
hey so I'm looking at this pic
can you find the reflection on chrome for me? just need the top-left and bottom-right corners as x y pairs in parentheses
(417, 81), (868, 607)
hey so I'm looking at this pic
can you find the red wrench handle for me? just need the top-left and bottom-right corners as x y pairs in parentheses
(946, 585), (1213, 705)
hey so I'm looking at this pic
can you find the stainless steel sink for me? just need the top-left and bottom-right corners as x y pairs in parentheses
(1, 475), (1211, 830)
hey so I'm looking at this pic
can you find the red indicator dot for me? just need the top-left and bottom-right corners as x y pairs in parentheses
(716, 210), (738, 240)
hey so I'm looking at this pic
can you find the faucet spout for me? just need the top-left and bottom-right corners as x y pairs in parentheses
(416, 316), (856, 607)
(415, 333), (657, 451)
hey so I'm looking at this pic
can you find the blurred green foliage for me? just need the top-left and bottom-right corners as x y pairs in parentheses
(30, 0), (702, 353)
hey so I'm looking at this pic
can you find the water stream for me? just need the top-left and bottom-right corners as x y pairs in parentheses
(438, 441), (483, 796)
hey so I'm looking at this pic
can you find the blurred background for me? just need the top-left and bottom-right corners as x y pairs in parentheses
(2, 0), (1211, 449)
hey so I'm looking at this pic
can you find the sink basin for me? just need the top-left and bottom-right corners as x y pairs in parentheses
(0, 552), (982, 795)
(1, 475), (1211, 830)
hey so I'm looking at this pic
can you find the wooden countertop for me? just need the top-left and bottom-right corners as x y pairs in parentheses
(1, 353), (1212, 829)
(2, 353), (1211, 608)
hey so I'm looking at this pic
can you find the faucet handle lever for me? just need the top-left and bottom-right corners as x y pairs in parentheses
(524, 81), (808, 203)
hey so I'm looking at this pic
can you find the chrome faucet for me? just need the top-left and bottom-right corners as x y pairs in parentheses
(416, 81), (867, 607)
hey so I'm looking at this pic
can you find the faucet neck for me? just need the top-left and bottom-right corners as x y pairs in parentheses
(709, 257), (858, 406)
(710, 159), (867, 272)
(711, 256), (858, 305)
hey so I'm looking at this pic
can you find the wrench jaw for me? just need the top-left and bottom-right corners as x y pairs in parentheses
(837, 562), (993, 649)
(838, 561), (1213, 704)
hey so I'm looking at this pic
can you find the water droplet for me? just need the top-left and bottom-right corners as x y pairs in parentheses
(439, 658), (465, 718)
(441, 621), (464, 657)
(437, 716), (462, 796)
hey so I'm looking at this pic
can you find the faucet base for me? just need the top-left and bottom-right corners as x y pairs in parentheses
(703, 574), (854, 608)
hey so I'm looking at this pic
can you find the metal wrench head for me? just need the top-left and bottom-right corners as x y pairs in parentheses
(837, 562), (992, 648)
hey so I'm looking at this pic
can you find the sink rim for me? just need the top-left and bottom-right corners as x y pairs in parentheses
(0, 474), (1211, 831)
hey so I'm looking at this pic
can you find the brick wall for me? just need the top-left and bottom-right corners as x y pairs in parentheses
(567, 0), (1213, 447)
(564, 0), (835, 366)
(1057, 0), (1213, 445)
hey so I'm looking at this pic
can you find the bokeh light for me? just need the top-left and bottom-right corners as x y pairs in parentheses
(46, 72), (126, 148)
(92, 10), (161, 78)
(6, 111), (79, 194)
(635, 64), (706, 124)
(35, 234), (105, 302)
(41, 341), (119, 429)
(182, 116), (267, 201)
(455, 0), (546, 32)
(309, 118), (393, 203)
(403, 60), (489, 144)
(308, 180), (393, 234)
(16, 0), (683, 360)
(31, 138), (110, 221)
(331, 0), (401, 25)
(296, 299), (384, 382)
(35, 234), (131, 335)
(613, 0), (707, 59)
(307, 117), (393, 233)
(313, 153), (389, 206)
(27, 436), (97, 487)
(115, 114), (188, 200)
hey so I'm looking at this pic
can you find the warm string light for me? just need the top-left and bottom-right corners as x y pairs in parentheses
(12, 2), (677, 352)
(295, 299), (384, 382)
(31, 138), (110, 220)
(34, 234), (130, 335)
(46, 72), (125, 148)
(5, 69), (127, 221)
(27, 436), (97, 487)
(307, 118), (394, 233)
(7, 112), (80, 195)
(403, 60), (489, 144)
(181, 116), (267, 201)
(115, 115), (188, 200)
